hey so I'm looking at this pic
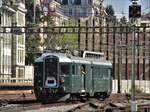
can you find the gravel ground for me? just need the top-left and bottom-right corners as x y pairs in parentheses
(23, 104), (83, 112)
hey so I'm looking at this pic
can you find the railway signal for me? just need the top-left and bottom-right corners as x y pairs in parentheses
(129, 0), (141, 18)
(129, 5), (141, 18)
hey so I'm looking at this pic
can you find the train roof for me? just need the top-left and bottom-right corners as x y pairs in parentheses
(35, 53), (72, 63)
(35, 53), (112, 67)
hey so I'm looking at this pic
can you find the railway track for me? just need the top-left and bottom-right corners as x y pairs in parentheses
(67, 98), (130, 112)
(0, 93), (150, 112)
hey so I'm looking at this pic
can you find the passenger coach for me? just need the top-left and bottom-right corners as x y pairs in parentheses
(34, 51), (112, 103)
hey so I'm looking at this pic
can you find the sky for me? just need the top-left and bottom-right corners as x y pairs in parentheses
(103, 0), (150, 18)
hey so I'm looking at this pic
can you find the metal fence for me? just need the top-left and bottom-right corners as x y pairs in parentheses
(0, 22), (150, 91)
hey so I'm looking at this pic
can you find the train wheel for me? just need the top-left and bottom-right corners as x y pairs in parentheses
(86, 93), (89, 101)
(65, 94), (72, 103)
(100, 93), (108, 101)
(80, 93), (89, 102)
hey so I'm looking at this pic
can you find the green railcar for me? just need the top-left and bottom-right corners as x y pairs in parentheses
(34, 52), (112, 103)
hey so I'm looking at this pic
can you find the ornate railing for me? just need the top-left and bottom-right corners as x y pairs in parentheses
(0, 78), (33, 86)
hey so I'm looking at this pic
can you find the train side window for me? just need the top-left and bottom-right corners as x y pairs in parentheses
(60, 64), (70, 75)
(102, 69), (109, 79)
(108, 69), (112, 78)
(72, 65), (75, 75)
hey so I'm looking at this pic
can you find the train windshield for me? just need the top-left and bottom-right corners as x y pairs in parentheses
(45, 57), (58, 77)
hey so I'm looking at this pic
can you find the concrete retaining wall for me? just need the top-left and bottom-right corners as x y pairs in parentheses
(112, 80), (150, 93)
(25, 66), (34, 79)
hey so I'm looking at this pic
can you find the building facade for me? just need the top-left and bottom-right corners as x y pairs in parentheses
(58, 0), (94, 19)
(58, 0), (106, 21)
(0, 0), (26, 80)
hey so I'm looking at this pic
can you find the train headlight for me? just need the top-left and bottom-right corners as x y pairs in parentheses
(59, 77), (65, 85)
(45, 77), (57, 87)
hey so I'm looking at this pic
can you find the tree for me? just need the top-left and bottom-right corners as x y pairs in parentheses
(25, 0), (34, 23)
(105, 5), (117, 23)
(106, 5), (114, 16)
(40, 12), (62, 50)
(25, 35), (40, 65)
(120, 16), (127, 25)
(25, 0), (42, 64)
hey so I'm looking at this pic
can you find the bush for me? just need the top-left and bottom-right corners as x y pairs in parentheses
(129, 85), (143, 94)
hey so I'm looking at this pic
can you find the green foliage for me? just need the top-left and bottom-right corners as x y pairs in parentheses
(120, 16), (127, 25)
(25, 0), (34, 22)
(61, 34), (78, 49)
(106, 5), (114, 16)
(35, 5), (42, 24)
(105, 5), (117, 24)
(25, 34), (40, 64)
(129, 85), (143, 94)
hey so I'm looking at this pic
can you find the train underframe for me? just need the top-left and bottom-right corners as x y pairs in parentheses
(34, 87), (110, 103)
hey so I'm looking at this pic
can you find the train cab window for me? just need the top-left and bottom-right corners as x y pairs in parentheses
(60, 64), (70, 75)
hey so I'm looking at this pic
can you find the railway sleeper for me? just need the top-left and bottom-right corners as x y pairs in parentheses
(0, 100), (8, 107)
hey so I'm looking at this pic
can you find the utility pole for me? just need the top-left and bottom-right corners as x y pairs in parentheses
(131, 25), (136, 110)
(149, 34), (150, 91)
(129, 0), (141, 111)
(117, 41), (121, 93)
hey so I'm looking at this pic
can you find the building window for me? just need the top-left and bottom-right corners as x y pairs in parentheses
(88, 0), (92, 5)
(81, 8), (87, 17)
(18, 35), (24, 45)
(18, 12), (25, 26)
(17, 48), (24, 64)
(61, 0), (68, 5)
(73, 0), (81, 5)
(0, 39), (3, 74)
(69, 8), (72, 15)
(18, 68), (24, 78)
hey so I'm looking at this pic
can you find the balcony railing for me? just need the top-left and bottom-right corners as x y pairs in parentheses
(0, 78), (33, 86)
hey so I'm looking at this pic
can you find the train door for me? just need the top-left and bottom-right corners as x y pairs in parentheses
(43, 56), (59, 88)
(71, 64), (93, 94)
(71, 63), (82, 93)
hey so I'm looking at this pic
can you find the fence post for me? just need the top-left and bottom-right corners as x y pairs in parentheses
(143, 27), (146, 80)
(78, 19), (81, 50)
(92, 19), (95, 51)
(85, 20), (88, 50)
(113, 23), (116, 79)
(106, 24), (109, 60)
(125, 26), (128, 80)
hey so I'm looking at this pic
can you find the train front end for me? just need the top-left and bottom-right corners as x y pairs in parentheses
(34, 54), (70, 103)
